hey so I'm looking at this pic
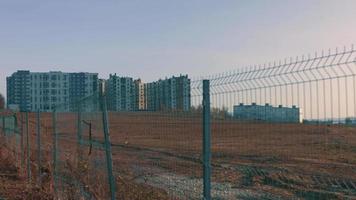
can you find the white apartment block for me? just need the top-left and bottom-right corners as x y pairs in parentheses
(7, 70), (98, 112)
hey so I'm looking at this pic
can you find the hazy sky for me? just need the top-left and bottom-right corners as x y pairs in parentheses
(0, 0), (355, 97)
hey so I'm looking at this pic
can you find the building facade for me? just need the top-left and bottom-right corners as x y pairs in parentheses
(6, 70), (31, 111)
(106, 74), (191, 112)
(133, 79), (145, 111)
(233, 103), (301, 123)
(144, 81), (158, 111)
(106, 74), (135, 111)
(144, 75), (191, 111)
(7, 70), (98, 112)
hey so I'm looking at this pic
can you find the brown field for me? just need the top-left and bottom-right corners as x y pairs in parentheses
(1, 111), (356, 199)
(108, 112), (356, 199)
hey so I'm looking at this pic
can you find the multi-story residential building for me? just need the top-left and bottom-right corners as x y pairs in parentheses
(144, 75), (191, 111)
(106, 74), (191, 112)
(144, 81), (158, 111)
(106, 74), (135, 111)
(69, 72), (98, 105)
(99, 79), (106, 95)
(133, 79), (145, 111)
(6, 70), (98, 112)
(6, 70), (31, 111)
(233, 103), (301, 123)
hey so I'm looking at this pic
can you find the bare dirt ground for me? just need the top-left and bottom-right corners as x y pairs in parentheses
(1, 111), (356, 199)
(108, 112), (356, 199)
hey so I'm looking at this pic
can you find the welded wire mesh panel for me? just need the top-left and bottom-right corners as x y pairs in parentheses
(207, 45), (356, 199)
(109, 79), (204, 199)
(54, 92), (113, 199)
(1, 114), (22, 171)
(38, 112), (55, 191)
(26, 112), (43, 184)
(11, 112), (54, 191)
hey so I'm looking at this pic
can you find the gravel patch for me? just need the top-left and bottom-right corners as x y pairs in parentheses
(135, 171), (281, 199)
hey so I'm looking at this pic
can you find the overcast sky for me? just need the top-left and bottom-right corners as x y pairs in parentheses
(0, 0), (355, 97)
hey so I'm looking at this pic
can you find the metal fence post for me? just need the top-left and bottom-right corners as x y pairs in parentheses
(21, 113), (25, 174)
(52, 109), (58, 195)
(101, 94), (116, 200)
(77, 103), (83, 163)
(26, 112), (31, 182)
(14, 114), (19, 168)
(203, 79), (211, 200)
(36, 110), (41, 185)
(2, 115), (5, 136)
(77, 103), (82, 144)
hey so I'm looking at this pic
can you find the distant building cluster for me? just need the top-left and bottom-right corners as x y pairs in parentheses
(106, 74), (191, 111)
(7, 70), (98, 112)
(233, 103), (301, 123)
(345, 117), (356, 125)
(6, 70), (191, 112)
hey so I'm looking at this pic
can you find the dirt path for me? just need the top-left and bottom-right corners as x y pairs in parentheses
(112, 144), (356, 199)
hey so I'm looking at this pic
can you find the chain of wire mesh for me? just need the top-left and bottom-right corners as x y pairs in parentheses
(0, 92), (116, 200)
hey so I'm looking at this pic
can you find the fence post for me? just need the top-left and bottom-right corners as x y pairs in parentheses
(36, 110), (41, 185)
(2, 115), (5, 136)
(26, 112), (31, 182)
(101, 94), (116, 200)
(52, 109), (58, 195)
(77, 103), (82, 144)
(21, 113), (25, 174)
(14, 114), (19, 168)
(203, 80), (211, 200)
(77, 103), (83, 164)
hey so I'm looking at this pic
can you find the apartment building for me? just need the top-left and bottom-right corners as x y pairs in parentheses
(106, 74), (191, 112)
(6, 70), (98, 112)
(145, 75), (191, 111)
(133, 79), (145, 111)
(233, 103), (301, 123)
(144, 81), (158, 111)
(106, 74), (135, 111)
(6, 70), (31, 111)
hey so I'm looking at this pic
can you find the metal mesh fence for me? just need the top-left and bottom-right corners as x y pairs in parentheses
(205, 45), (356, 199)
(54, 92), (115, 199)
(0, 44), (355, 200)
(109, 79), (204, 199)
(0, 113), (22, 172)
(1, 111), (59, 196)
(0, 93), (116, 199)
